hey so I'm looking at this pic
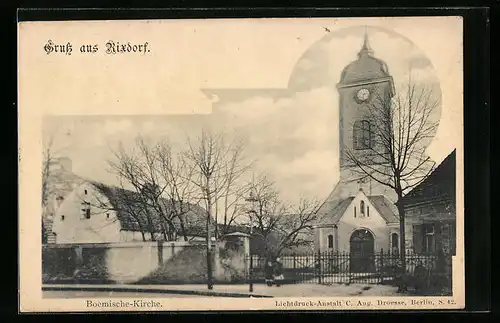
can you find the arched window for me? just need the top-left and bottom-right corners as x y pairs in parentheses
(360, 201), (365, 216)
(354, 206), (357, 218)
(391, 233), (399, 249)
(327, 234), (334, 249)
(367, 206), (370, 217)
(353, 120), (373, 150)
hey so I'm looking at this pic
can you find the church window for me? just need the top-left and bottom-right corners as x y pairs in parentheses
(367, 206), (370, 217)
(391, 233), (399, 249)
(60, 215), (65, 221)
(327, 235), (334, 249)
(353, 120), (373, 150)
(354, 207), (357, 218)
(360, 201), (365, 216)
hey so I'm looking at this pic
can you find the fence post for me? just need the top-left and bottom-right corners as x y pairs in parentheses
(317, 249), (322, 284)
(380, 248), (384, 268)
(379, 248), (384, 284)
(157, 240), (164, 266)
(293, 253), (296, 270)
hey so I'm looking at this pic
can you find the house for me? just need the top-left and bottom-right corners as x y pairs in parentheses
(314, 188), (400, 255)
(42, 157), (84, 244)
(403, 150), (456, 255)
(51, 179), (208, 244)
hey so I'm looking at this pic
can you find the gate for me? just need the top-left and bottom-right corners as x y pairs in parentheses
(349, 229), (375, 273)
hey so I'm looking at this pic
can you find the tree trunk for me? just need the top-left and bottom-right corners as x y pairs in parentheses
(136, 221), (147, 241)
(206, 210), (213, 289)
(396, 195), (406, 268)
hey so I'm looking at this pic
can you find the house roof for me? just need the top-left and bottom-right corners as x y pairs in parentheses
(367, 195), (400, 223)
(402, 149), (456, 205)
(89, 181), (208, 234)
(325, 197), (355, 224)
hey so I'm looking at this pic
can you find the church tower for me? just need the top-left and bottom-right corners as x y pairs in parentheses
(317, 29), (397, 219)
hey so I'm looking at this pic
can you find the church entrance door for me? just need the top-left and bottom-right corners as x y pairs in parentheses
(349, 229), (375, 273)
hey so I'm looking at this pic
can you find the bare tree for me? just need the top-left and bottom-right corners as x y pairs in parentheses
(107, 136), (199, 242)
(107, 143), (161, 241)
(184, 129), (253, 238)
(246, 175), (321, 258)
(155, 140), (201, 241)
(183, 129), (253, 289)
(343, 77), (440, 264)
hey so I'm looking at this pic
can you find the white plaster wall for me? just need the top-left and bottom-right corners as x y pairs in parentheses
(104, 241), (191, 283)
(52, 182), (122, 244)
(335, 191), (391, 253)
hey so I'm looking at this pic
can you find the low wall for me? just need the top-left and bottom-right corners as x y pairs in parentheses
(42, 236), (250, 284)
(43, 241), (195, 284)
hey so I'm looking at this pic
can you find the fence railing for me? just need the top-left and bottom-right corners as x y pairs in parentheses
(246, 249), (452, 285)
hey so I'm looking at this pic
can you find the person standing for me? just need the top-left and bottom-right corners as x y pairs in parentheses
(394, 260), (408, 293)
(273, 257), (284, 287)
(413, 260), (428, 294)
(264, 260), (275, 287)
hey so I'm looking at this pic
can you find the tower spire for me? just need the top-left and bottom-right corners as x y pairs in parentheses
(358, 26), (374, 58)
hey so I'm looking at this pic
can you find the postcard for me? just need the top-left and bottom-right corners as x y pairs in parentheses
(18, 16), (464, 312)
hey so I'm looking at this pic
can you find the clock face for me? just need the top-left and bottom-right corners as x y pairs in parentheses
(356, 88), (370, 102)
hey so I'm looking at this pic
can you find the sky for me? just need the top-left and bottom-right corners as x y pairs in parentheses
(40, 22), (462, 205)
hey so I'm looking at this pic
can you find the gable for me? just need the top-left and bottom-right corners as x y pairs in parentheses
(334, 190), (399, 225)
(336, 191), (384, 225)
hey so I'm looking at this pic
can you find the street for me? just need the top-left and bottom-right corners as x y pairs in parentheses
(43, 291), (222, 298)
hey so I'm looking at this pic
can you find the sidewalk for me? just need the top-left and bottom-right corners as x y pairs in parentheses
(43, 283), (400, 298)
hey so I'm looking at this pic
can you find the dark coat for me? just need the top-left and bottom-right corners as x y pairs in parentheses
(264, 263), (274, 279)
(273, 261), (283, 276)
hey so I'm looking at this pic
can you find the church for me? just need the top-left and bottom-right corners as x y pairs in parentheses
(313, 32), (402, 260)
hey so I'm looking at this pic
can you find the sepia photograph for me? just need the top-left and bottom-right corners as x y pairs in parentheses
(18, 16), (464, 311)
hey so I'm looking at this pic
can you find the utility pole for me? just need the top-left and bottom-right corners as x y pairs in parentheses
(245, 191), (257, 293)
(206, 205), (213, 290)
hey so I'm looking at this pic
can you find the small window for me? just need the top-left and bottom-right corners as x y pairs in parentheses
(367, 206), (370, 217)
(391, 233), (399, 249)
(61, 215), (65, 221)
(106, 213), (110, 219)
(360, 201), (365, 216)
(85, 208), (91, 219)
(84, 189), (88, 195)
(354, 206), (357, 218)
(327, 234), (334, 249)
(423, 224), (435, 253)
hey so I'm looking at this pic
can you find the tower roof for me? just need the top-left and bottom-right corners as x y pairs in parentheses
(339, 29), (391, 85)
(358, 26), (374, 58)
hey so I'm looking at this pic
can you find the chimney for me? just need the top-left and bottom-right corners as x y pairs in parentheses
(55, 195), (64, 208)
(58, 157), (72, 172)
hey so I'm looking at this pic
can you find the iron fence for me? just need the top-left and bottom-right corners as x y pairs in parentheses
(246, 249), (452, 285)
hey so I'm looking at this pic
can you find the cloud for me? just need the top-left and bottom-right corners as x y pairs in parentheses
(408, 56), (433, 69)
(103, 119), (133, 135)
(207, 87), (341, 201)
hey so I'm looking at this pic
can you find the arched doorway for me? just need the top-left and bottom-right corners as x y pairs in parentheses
(350, 229), (375, 273)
